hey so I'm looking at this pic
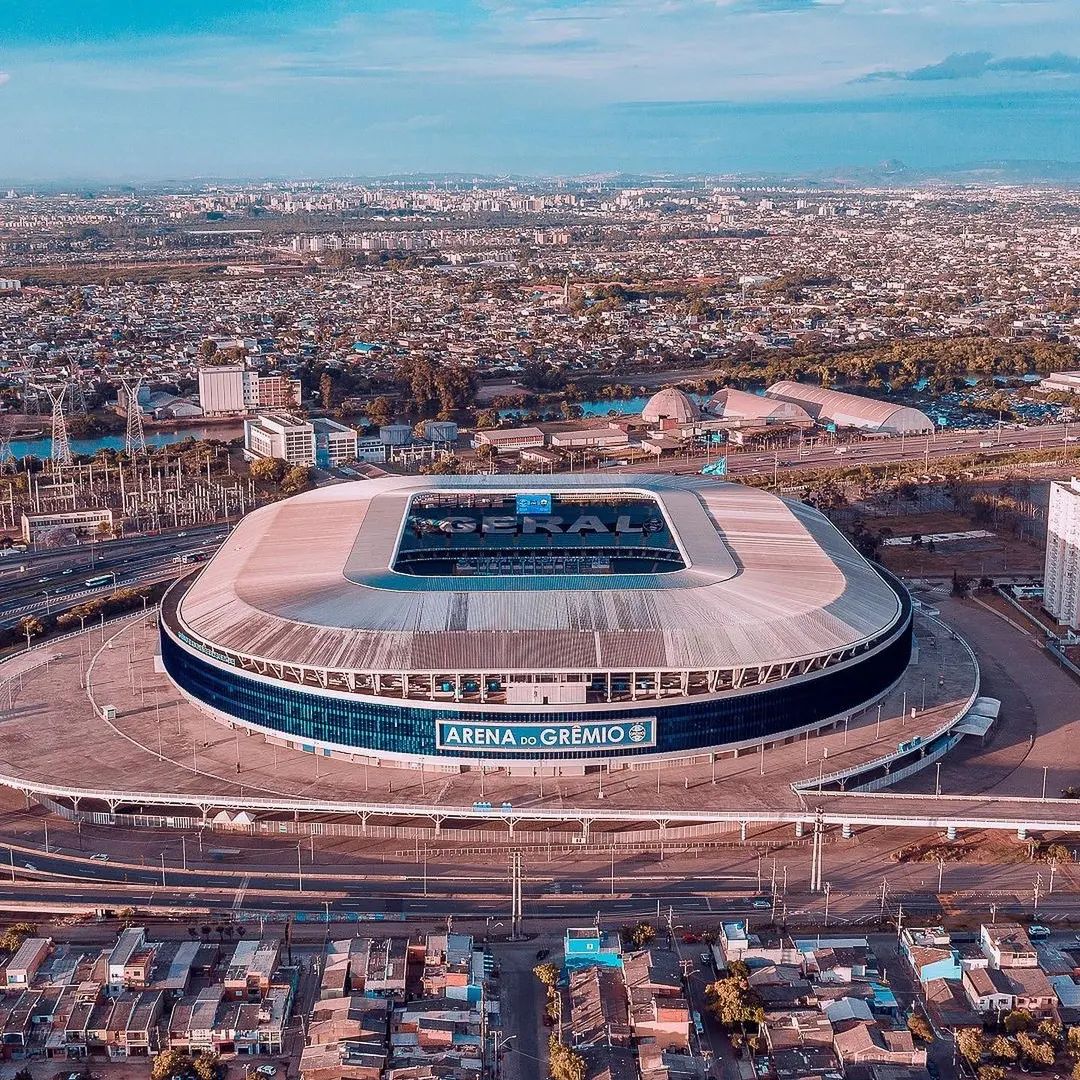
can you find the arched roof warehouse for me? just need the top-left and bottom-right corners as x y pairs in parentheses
(765, 382), (934, 435)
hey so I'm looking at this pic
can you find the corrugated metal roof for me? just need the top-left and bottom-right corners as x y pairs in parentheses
(178, 474), (901, 672)
(765, 381), (934, 433)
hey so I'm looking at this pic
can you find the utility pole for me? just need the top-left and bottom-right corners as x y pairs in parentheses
(1033, 871), (1042, 916)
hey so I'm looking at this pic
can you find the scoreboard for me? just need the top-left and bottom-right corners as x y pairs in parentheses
(515, 492), (553, 515)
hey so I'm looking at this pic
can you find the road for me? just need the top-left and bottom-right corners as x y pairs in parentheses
(622, 419), (1078, 479)
(0, 523), (228, 628)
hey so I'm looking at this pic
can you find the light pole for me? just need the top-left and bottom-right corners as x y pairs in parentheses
(1042, 766), (1049, 800)
(160, 851), (166, 888)
(823, 882), (831, 927)
(297, 841), (304, 893)
(935, 762), (941, 796)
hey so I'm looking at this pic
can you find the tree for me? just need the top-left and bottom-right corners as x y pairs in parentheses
(364, 396), (394, 428)
(1005, 1009), (1033, 1034)
(17, 616), (43, 650)
(548, 1036), (586, 1080)
(907, 1013), (934, 1044)
(988, 1035), (1017, 1062)
(248, 456), (286, 484)
(319, 371), (336, 410)
(198, 339), (218, 362)
(1016, 1033), (1056, 1068)
(151, 1049), (193, 1080)
(192, 1052), (223, 1080)
(705, 970), (764, 1028)
(533, 962), (559, 988)
(621, 921), (656, 948)
(280, 465), (313, 495)
(0, 922), (36, 952)
(978, 1066), (1006, 1080)
(1066, 1026), (1080, 1060)
(1037, 1017), (1063, 1046)
(956, 1028), (985, 1067)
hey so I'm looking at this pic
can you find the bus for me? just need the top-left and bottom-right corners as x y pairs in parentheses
(85, 575), (113, 588)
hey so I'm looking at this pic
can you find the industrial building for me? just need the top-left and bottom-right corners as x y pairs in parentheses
(765, 382), (935, 435)
(242, 412), (358, 467)
(705, 388), (814, 427)
(197, 365), (301, 417)
(159, 475), (912, 772)
(641, 387), (701, 427)
(1044, 477), (1080, 631)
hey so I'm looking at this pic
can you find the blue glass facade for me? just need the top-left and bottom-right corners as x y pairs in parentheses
(160, 591), (912, 762)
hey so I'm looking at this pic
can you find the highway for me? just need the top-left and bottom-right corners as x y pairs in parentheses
(0, 523), (229, 628)
(625, 419), (1078, 479)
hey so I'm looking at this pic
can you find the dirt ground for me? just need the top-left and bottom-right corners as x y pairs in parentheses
(873, 510), (1045, 578)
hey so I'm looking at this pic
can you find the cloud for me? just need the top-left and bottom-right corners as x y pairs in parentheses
(857, 50), (1080, 83)
(0, 72), (9, 87)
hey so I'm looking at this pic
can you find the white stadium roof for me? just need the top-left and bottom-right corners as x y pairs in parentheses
(175, 475), (901, 675)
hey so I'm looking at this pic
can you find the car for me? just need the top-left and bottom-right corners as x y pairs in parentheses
(38, 576), (49, 582)
(700, 952), (712, 966)
(751, 899), (771, 909)
(1028, 925), (1051, 938)
(61, 568), (73, 575)
(89, 853), (109, 862)
(255, 1066), (277, 1077)
(535, 948), (550, 961)
(23, 862), (37, 871)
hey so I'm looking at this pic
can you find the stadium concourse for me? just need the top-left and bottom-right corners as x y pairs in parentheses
(0, 600), (983, 839)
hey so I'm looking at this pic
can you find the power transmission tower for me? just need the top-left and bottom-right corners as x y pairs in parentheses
(0, 414), (16, 473)
(47, 384), (73, 467)
(67, 368), (88, 415)
(122, 378), (147, 456)
(15, 359), (41, 416)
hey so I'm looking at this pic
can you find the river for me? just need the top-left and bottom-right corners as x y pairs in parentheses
(9, 423), (244, 460)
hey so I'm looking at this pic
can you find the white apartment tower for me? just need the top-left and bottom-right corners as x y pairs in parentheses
(1044, 478), (1080, 630)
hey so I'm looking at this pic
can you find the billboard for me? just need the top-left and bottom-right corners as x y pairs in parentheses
(515, 492), (553, 515)
(436, 717), (656, 754)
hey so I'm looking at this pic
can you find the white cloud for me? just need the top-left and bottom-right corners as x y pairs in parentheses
(0, 72), (10, 87)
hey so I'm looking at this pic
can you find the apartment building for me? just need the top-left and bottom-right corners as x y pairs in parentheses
(1044, 478), (1080, 630)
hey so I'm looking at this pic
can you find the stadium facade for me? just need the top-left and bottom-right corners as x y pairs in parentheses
(159, 475), (913, 771)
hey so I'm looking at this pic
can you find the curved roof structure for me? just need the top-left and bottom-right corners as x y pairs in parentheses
(765, 382), (934, 435)
(174, 475), (901, 676)
(706, 388), (812, 424)
(641, 387), (701, 425)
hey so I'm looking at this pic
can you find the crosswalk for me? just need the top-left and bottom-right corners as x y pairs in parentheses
(232, 875), (250, 910)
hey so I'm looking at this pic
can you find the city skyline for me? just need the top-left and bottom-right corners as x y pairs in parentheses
(2, 0), (1079, 181)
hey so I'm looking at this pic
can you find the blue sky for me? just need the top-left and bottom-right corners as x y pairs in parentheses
(1, 0), (1078, 180)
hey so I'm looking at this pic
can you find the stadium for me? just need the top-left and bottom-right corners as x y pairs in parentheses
(159, 474), (914, 772)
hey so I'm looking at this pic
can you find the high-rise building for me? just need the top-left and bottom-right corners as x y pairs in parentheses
(1044, 478), (1080, 630)
(198, 365), (247, 416)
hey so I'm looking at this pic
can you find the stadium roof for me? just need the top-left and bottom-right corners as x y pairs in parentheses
(765, 382), (934, 434)
(176, 475), (901, 674)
